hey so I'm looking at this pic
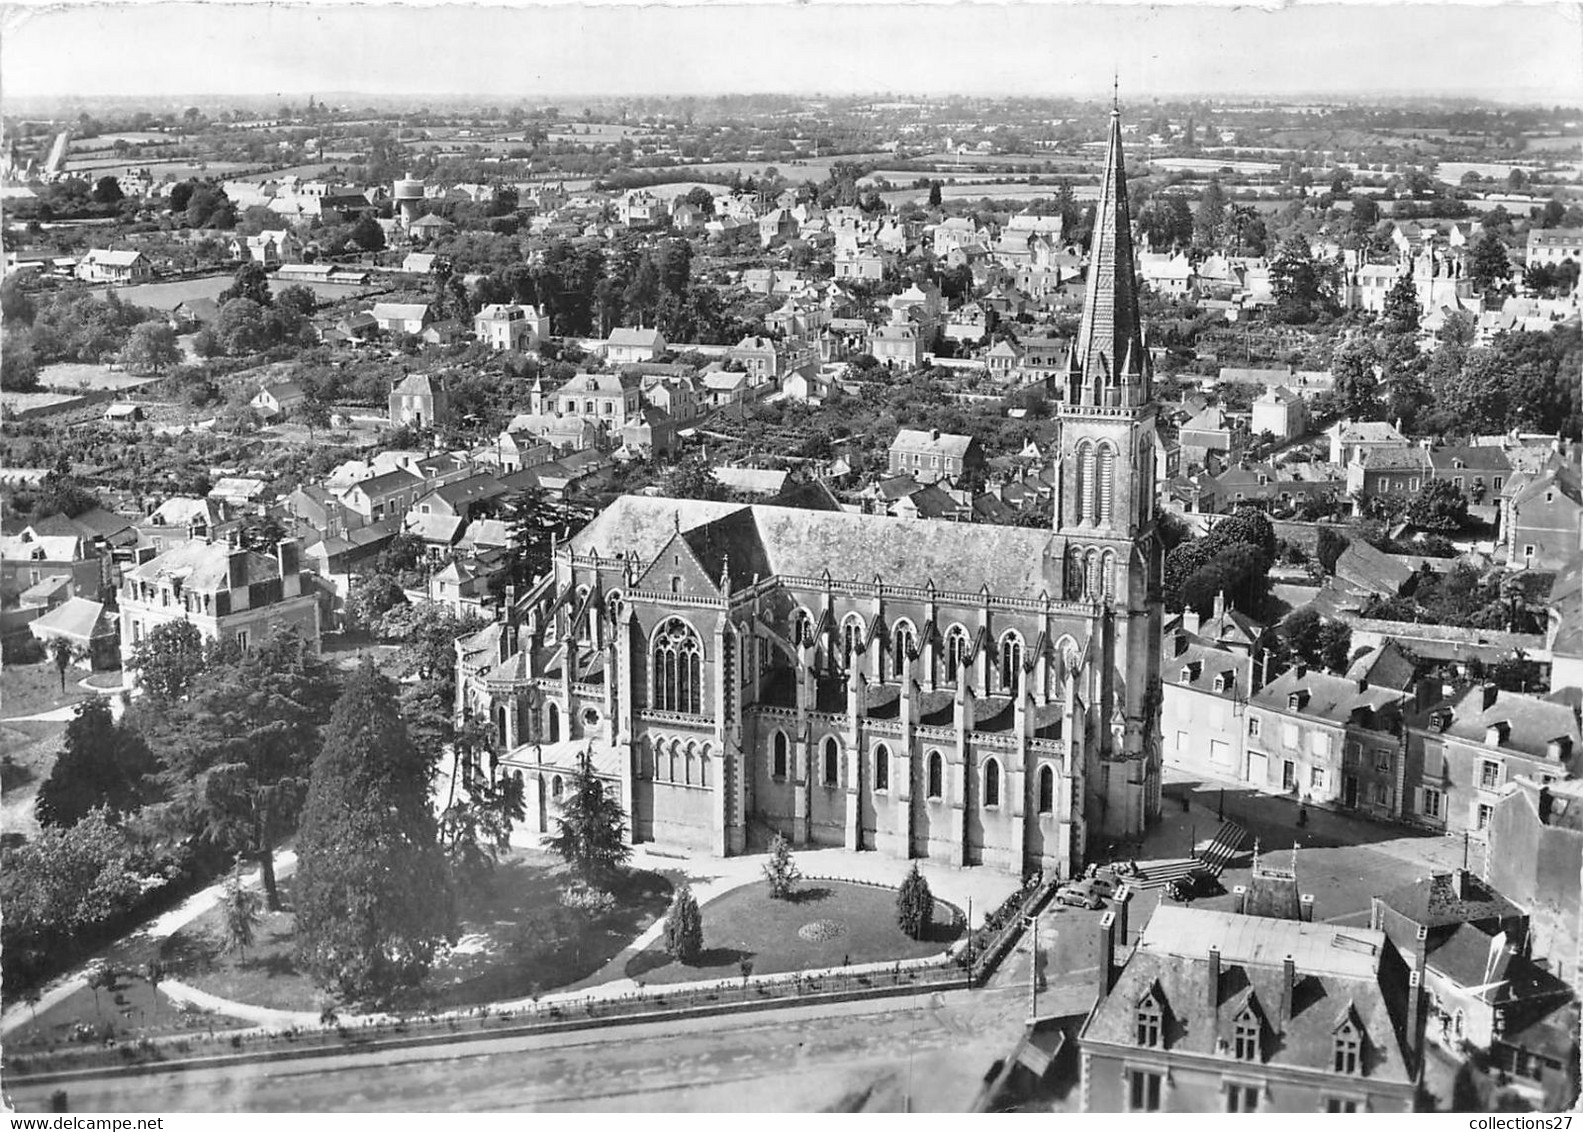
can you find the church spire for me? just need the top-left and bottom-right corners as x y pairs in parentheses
(1070, 102), (1148, 407)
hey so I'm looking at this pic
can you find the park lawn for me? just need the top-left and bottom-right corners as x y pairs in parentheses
(162, 851), (674, 1013)
(625, 880), (963, 987)
(5, 966), (252, 1056)
(1, 660), (91, 720)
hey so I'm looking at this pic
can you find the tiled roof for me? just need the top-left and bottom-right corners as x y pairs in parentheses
(1409, 684), (1582, 760)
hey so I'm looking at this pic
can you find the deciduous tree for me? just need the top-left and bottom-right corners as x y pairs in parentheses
(35, 697), (157, 827)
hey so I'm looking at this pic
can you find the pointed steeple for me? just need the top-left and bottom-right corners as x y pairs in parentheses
(1071, 104), (1148, 407)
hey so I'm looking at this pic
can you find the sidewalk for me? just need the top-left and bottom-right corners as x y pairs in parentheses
(0, 850), (299, 1038)
(8, 843), (1023, 1041)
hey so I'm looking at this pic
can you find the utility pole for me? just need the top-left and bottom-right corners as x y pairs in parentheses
(965, 897), (973, 990)
(1027, 913), (1040, 1019)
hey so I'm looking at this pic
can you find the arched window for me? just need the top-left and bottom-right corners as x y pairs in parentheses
(984, 757), (1001, 807)
(551, 774), (564, 801)
(823, 737), (841, 786)
(841, 616), (865, 667)
(699, 746), (711, 787)
(999, 632), (1023, 695)
(1074, 440), (1093, 523)
(1101, 549), (1117, 602)
(1066, 547), (1085, 600)
(874, 743), (890, 792)
(652, 618), (703, 713)
(772, 731), (788, 779)
(944, 625), (969, 683)
(1096, 443), (1116, 525)
(685, 742), (696, 786)
(927, 751), (944, 800)
(496, 704), (509, 747)
(1038, 765), (1055, 813)
(791, 608), (812, 648)
(547, 702), (560, 742)
(1086, 549), (1102, 602)
(892, 620), (917, 678)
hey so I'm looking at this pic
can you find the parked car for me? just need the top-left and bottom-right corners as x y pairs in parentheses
(1165, 868), (1220, 903)
(1086, 863), (1140, 898)
(1055, 880), (1106, 910)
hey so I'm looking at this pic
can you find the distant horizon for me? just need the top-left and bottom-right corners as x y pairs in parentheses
(4, 2), (1582, 105)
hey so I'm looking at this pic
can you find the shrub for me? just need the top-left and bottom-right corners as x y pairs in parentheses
(762, 832), (802, 899)
(896, 863), (934, 940)
(663, 885), (703, 965)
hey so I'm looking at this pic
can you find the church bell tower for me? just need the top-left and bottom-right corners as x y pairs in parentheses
(1053, 100), (1165, 840)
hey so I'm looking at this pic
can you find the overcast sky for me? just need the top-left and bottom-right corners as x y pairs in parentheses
(3, 2), (1581, 104)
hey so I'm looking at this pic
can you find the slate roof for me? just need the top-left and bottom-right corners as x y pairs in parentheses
(1083, 907), (1413, 1084)
(1379, 871), (1522, 937)
(391, 371), (444, 398)
(569, 495), (1067, 598)
(1251, 666), (1406, 728)
(1409, 684), (1582, 761)
(891, 428), (975, 459)
(607, 327), (664, 349)
(372, 302), (434, 323)
(126, 541), (282, 593)
(31, 596), (113, 641)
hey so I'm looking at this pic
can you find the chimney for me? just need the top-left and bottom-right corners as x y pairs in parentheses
(1208, 946), (1222, 1025)
(1173, 630), (1189, 658)
(1539, 784), (1555, 824)
(1452, 867), (1469, 900)
(1300, 893), (1315, 922)
(1482, 683), (1500, 712)
(1294, 663), (1307, 680)
(1406, 955), (1426, 1069)
(1113, 886), (1132, 945)
(1183, 607), (1202, 635)
(227, 546), (248, 591)
(1278, 954), (1295, 1025)
(275, 537), (298, 578)
(1096, 910), (1117, 999)
(1233, 884), (1248, 915)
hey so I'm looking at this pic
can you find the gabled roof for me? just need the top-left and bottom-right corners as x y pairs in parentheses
(391, 371), (444, 398)
(1374, 871), (1523, 931)
(31, 597), (113, 640)
(607, 327), (665, 348)
(372, 302), (433, 322)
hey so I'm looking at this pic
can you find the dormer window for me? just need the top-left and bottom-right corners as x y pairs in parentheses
(1288, 690), (1309, 711)
(1136, 995), (1163, 1048)
(1180, 665), (1195, 684)
(1233, 1011), (1260, 1062)
(1429, 710), (1450, 733)
(1334, 1021), (1362, 1075)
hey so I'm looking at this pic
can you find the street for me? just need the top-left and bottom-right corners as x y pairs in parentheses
(3, 980), (1035, 1113)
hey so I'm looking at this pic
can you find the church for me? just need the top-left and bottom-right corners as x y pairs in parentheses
(456, 108), (1165, 878)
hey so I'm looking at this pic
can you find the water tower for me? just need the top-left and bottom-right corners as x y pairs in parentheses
(393, 174), (424, 231)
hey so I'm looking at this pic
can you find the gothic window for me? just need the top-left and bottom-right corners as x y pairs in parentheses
(791, 608), (812, 648)
(1086, 549), (1102, 602)
(841, 615), (865, 667)
(927, 750), (944, 799)
(1074, 440), (1094, 523)
(547, 702), (561, 742)
(551, 774), (564, 801)
(874, 743), (890, 791)
(984, 757), (1001, 807)
(699, 746), (710, 787)
(1096, 443), (1116, 525)
(685, 742), (696, 786)
(1101, 549), (1117, 602)
(652, 619), (703, 713)
(1038, 765), (1055, 813)
(944, 624), (969, 683)
(496, 704), (509, 747)
(823, 737), (841, 786)
(892, 620), (917, 678)
(1066, 548), (1085, 600)
(999, 632), (1023, 695)
(772, 731), (788, 779)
